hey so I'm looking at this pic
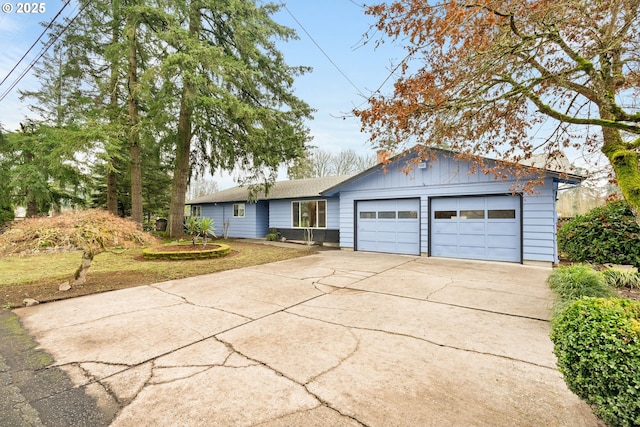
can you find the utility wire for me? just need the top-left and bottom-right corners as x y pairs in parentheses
(0, 0), (71, 89)
(279, 1), (366, 98)
(0, 2), (84, 103)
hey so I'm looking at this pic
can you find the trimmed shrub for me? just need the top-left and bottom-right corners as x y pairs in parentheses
(557, 201), (640, 267)
(550, 298), (640, 427)
(547, 264), (615, 309)
(265, 228), (280, 241)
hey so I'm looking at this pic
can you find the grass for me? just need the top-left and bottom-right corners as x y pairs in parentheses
(0, 239), (315, 309)
(547, 264), (617, 312)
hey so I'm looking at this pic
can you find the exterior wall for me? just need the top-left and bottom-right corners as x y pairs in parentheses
(522, 178), (557, 262)
(335, 154), (559, 263)
(269, 197), (340, 243)
(196, 197), (340, 242)
(199, 201), (269, 239)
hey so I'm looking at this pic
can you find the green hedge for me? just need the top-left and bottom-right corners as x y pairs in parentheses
(558, 201), (640, 267)
(550, 298), (640, 426)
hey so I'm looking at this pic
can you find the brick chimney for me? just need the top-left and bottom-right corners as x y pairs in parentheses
(376, 150), (390, 164)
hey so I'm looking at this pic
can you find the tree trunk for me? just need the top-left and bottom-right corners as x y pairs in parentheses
(73, 251), (94, 286)
(106, 169), (118, 215)
(26, 199), (38, 218)
(24, 150), (38, 217)
(168, 86), (193, 238)
(127, 16), (143, 227)
(600, 125), (640, 217)
(168, 4), (199, 238)
(106, 1), (120, 216)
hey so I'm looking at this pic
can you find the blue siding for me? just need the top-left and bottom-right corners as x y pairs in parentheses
(335, 153), (559, 263)
(198, 201), (268, 239)
(196, 197), (339, 239)
(268, 200), (291, 228)
(255, 202), (269, 238)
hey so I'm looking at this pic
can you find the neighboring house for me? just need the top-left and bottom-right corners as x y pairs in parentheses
(187, 148), (583, 265)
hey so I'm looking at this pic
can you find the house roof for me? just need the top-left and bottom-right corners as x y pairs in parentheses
(187, 175), (354, 204)
(321, 147), (586, 197)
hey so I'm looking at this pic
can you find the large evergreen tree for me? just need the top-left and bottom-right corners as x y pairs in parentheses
(11, 0), (311, 234)
(152, 0), (313, 237)
(0, 121), (89, 217)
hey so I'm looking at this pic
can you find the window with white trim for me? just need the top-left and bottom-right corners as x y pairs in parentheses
(292, 200), (327, 228)
(233, 203), (245, 218)
(190, 205), (201, 217)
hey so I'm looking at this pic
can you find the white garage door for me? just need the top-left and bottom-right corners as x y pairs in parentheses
(430, 196), (521, 262)
(356, 199), (420, 255)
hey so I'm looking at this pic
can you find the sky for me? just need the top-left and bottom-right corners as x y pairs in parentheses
(0, 1), (609, 193)
(0, 0), (405, 189)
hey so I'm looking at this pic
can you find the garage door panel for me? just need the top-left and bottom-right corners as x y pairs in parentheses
(432, 236), (457, 246)
(431, 196), (521, 262)
(487, 222), (516, 233)
(459, 222), (485, 234)
(432, 222), (458, 233)
(487, 235), (517, 247)
(459, 247), (485, 257)
(434, 245), (459, 257)
(376, 222), (398, 232)
(397, 232), (418, 244)
(459, 234), (486, 246)
(358, 230), (377, 239)
(376, 231), (398, 241)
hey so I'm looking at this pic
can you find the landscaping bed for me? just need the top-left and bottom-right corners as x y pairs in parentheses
(142, 243), (231, 260)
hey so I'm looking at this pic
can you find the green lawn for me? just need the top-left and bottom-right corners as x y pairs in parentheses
(1, 239), (314, 308)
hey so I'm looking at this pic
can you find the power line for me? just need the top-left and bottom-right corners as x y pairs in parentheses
(0, 1), (71, 89)
(0, 2), (84, 103)
(278, 1), (366, 98)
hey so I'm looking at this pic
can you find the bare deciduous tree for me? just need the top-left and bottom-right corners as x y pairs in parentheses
(357, 0), (640, 213)
(288, 148), (376, 178)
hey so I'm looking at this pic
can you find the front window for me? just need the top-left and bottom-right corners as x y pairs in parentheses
(233, 203), (245, 218)
(292, 200), (327, 228)
(191, 205), (201, 217)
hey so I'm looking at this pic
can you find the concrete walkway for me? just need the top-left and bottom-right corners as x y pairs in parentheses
(12, 251), (600, 426)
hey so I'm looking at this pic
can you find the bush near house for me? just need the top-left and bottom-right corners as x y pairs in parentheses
(550, 297), (640, 427)
(548, 264), (640, 426)
(547, 264), (615, 310)
(265, 228), (280, 241)
(557, 201), (640, 267)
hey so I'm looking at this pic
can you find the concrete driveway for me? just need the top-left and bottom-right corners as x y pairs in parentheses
(12, 250), (599, 426)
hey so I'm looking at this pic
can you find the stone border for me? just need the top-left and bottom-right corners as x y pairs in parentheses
(142, 243), (231, 260)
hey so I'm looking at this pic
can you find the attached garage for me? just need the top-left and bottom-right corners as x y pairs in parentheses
(430, 195), (521, 262)
(320, 148), (583, 265)
(356, 199), (420, 255)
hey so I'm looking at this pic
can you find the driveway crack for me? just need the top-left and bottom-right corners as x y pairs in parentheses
(285, 311), (556, 371)
(425, 278), (454, 299)
(149, 285), (253, 320)
(344, 284), (549, 322)
(216, 337), (370, 427)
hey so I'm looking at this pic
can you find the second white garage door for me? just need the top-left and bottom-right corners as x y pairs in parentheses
(356, 199), (420, 255)
(430, 195), (521, 262)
